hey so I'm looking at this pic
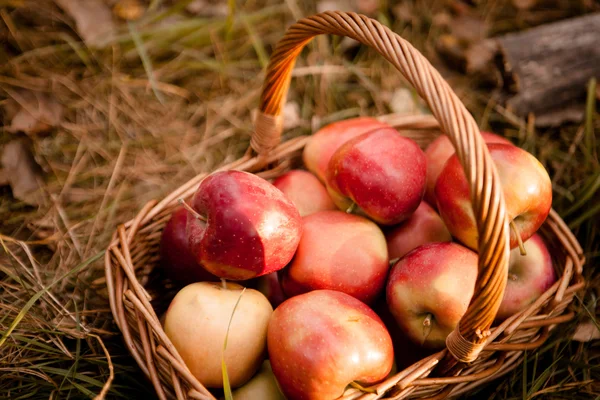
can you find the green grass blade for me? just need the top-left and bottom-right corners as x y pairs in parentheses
(585, 77), (597, 164)
(222, 286), (246, 400)
(128, 21), (165, 105)
(0, 251), (104, 348)
(241, 15), (268, 69)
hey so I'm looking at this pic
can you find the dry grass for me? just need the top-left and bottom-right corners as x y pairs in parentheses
(0, 0), (599, 399)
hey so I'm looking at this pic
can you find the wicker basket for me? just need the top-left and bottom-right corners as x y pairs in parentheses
(104, 11), (586, 400)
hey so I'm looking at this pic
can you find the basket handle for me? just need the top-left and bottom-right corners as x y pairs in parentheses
(253, 11), (510, 363)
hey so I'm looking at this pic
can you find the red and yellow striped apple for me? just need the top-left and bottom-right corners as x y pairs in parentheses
(496, 233), (557, 320)
(386, 242), (478, 348)
(280, 210), (389, 305)
(267, 290), (394, 400)
(272, 169), (336, 217)
(435, 143), (552, 251)
(385, 202), (452, 261)
(326, 129), (427, 225)
(303, 117), (392, 182)
(424, 132), (512, 207)
(188, 170), (302, 280)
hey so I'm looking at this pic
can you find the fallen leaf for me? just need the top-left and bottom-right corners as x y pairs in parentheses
(0, 169), (8, 185)
(0, 139), (45, 206)
(572, 320), (600, 342)
(283, 102), (301, 130)
(113, 0), (144, 21)
(512, 0), (538, 10)
(186, 0), (228, 17)
(388, 88), (418, 115)
(450, 14), (488, 45)
(6, 90), (63, 135)
(55, 0), (116, 47)
(316, 0), (353, 13)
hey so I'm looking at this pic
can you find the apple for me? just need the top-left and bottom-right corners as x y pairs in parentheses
(230, 361), (286, 400)
(159, 207), (218, 285)
(424, 132), (512, 207)
(256, 272), (286, 308)
(272, 169), (336, 216)
(280, 210), (389, 305)
(326, 129), (427, 225)
(372, 298), (435, 371)
(385, 201), (452, 261)
(303, 117), (392, 182)
(164, 282), (273, 388)
(267, 290), (394, 400)
(386, 242), (478, 348)
(435, 143), (552, 251)
(496, 233), (556, 320)
(188, 170), (303, 280)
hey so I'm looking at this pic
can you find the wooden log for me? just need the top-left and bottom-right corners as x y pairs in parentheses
(463, 12), (600, 126)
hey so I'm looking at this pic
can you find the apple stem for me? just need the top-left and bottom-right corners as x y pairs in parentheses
(422, 313), (433, 346)
(346, 202), (357, 214)
(178, 198), (207, 222)
(221, 278), (227, 290)
(509, 220), (527, 256)
(508, 273), (519, 281)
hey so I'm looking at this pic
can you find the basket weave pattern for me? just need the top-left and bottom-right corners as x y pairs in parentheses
(105, 11), (586, 400)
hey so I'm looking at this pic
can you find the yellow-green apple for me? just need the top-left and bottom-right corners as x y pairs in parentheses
(188, 170), (303, 280)
(164, 282), (273, 388)
(326, 129), (427, 225)
(496, 233), (556, 320)
(272, 169), (336, 216)
(435, 143), (552, 251)
(386, 242), (478, 348)
(230, 361), (286, 400)
(385, 202), (452, 261)
(256, 272), (286, 308)
(159, 207), (218, 285)
(280, 210), (389, 305)
(303, 117), (392, 182)
(267, 290), (394, 400)
(424, 132), (512, 207)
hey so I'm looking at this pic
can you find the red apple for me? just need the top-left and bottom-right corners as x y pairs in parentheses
(272, 170), (336, 217)
(164, 282), (273, 388)
(386, 242), (478, 348)
(372, 298), (435, 371)
(280, 210), (389, 305)
(326, 129), (427, 225)
(496, 233), (556, 320)
(424, 132), (512, 207)
(385, 202), (452, 261)
(256, 272), (286, 308)
(435, 143), (552, 251)
(188, 170), (303, 280)
(159, 207), (218, 285)
(303, 117), (392, 182)
(268, 290), (394, 400)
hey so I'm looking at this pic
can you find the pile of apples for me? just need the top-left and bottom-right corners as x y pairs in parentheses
(159, 117), (556, 400)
